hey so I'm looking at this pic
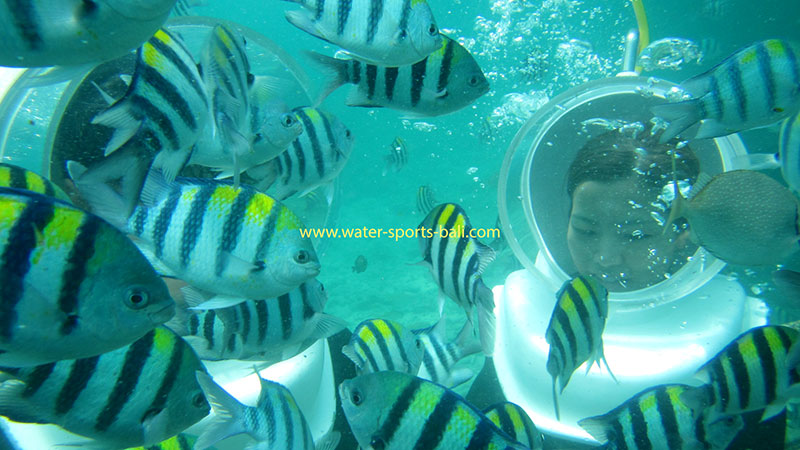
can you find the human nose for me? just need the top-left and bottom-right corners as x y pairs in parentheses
(593, 237), (623, 268)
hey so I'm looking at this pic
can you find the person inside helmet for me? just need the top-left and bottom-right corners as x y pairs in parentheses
(565, 129), (699, 291)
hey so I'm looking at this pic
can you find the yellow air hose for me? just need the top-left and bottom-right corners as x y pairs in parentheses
(630, 0), (650, 73)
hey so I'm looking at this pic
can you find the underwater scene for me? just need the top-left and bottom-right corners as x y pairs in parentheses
(0, 0), (798, 449)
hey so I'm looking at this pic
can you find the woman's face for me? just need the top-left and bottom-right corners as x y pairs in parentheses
(567, 178), (694, 292)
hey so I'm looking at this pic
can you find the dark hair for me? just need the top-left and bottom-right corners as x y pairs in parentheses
(567, 130), (700, 198)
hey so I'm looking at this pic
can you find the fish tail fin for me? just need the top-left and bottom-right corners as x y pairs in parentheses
(475, 282), (496, 357)
(66, 160), (133, 230)
(92, 100), (142, 156)
(679, 384), (714, 420)
(194, 371), (248, 450)
(306, 51), (351, 106)
(454, 319), (482, 359)
(651, 99), (702, 143)
(577, 416), (610, 444)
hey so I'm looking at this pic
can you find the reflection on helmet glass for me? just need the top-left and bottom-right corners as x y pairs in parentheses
(565, 126), (699, 291)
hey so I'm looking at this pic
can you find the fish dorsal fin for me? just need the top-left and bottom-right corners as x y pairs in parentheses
(140, 169), (173, 207)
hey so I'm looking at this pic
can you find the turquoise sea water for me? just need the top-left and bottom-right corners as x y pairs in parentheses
(1, 0), (799, 448)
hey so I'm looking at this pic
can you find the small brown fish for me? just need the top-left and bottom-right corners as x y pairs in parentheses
(352, 255), (368, 273)
(668, 170), (800, 266)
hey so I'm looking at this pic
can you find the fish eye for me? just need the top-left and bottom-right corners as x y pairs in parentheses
(125, 289), (150, 309)
(252, 261), (266, 272)
(399, 30), (408, 40)
(415, 338), (423, 349)
(468, 76), (480, 86)
(294, 250), (310, 264)
(345, 129), (352, 139)
(428, 24), (438, 36)
(370, 436), (387, 449)
(351, 389), (362, 405)
(282, 115), (296, 127)
(192, 392), (207, 408)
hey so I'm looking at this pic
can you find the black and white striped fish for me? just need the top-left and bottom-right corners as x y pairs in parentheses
(92, 28), (209, 182)
(416, 184), (437, 215)
(339, 371), (528, 449)
(0, 327), (210, 448)
(196, 23), (252, 187)
(342, 318), (424, 375)
(169, 279), (346, 362)
(382, 136), (408, 176)
(283, 0), (442, 66)
(310, 35), (489, 116)
(680, 325), (800, 423)
(245, 107), (354, 200)
(195, 371), (340, 450)
(191, 78), (304, 180)
(0, 0), (176, 67)
(484, 402), (544, 450)
(546, 275), (616, 420)
(653, 39), (800, 142)
(70, 166), (320, 305)
(413, 317), (481, 388)
(418, 203), (497, 356)
(0, 162), (70, 202)
(0, 187), (174, 367)
(579, 384), (744, 450)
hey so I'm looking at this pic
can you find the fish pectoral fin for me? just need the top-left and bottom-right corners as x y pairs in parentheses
(679, 384), (712, 420)
(141, 407), (171, 447)
(152, 148), (192, 184)
(310, 314), (349, 340)
(341, 344), (363, 369)
(760, 400), (788, 422)
(0, 380), (47, 424)
(285, 10), (332, 43)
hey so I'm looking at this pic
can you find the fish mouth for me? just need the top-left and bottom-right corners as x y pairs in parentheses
(149, 302), (176, 324)
(306, 263), (321, 277)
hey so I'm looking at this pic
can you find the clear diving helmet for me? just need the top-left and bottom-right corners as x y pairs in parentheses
(494, 29), (765, 444)
(0, 17), (339, 448)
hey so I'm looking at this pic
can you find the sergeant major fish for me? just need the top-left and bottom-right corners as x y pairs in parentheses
(169, 279), (346, 362)
(339, 371), (529, 449)
(0, 162), (71, 202)
(579, 384), (744, 450)
(0, 0), (176, 67)
(546, 275), (616, 420)
(282, 0), (442, 66)
(779, 109), (800, 193)
(309, 35), (490, 116)
(680, 325), (800, 423)
(653, 39), (800, 142)
(194, 371), (340, 450)
(245, 107), (354, 200)
(413, 317), (481, 388)
(342, 318), (424, 375)
(418, 203), (497, 356)
(196, 24), (253, 188)
(484, 402), (544, 450)
(69, 165), (321, 306)
(0, 187), (174, 367)
(0, 327), (210, 448)
(382, 136), (408, 175)
(91, 28), (209, 183)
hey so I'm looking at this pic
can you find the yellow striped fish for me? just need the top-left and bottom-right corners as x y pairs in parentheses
(681, 325), (800, 423)
(342, 318), (424, 375)
(418, 202), (496, 356)
(653, 39), (800, 142)
(283, 0), (442, 66)
(546, 275), (616, 420)
(73, 167), (320, 308)
(579, 384), (743, 450)
(0, 0), (175, 67)
(0, 187), (174, 367)
(484, 402), (544, 450)
(309, 35), (489, 116)
(339, 371), (528, 449)
(91, 28), (209, 182)
(0, 162), (70, 202)
(0, 327), (209, 448)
